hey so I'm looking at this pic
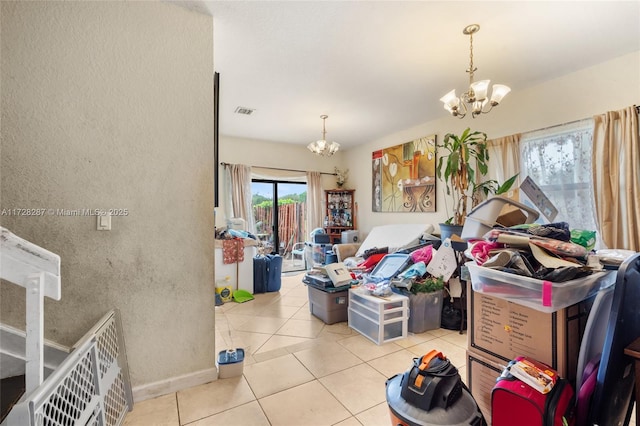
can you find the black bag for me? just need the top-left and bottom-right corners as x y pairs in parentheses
(362, 246), (388, 259)
(400, 352), (463, 411)
(441, 299), (465, 331)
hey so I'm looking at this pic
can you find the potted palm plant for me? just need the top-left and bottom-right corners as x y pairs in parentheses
(436, 128), (517, 239)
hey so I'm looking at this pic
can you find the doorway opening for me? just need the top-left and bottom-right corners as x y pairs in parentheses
(252, 180), (307, 273)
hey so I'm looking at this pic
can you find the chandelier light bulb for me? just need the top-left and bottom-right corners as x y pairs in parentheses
(490, 84), (512, 105)
(470, 80), (490, 102)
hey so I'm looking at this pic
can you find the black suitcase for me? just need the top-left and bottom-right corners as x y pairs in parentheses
(253, 254), (283, 293)
(253, 255), (269, 294)
(266, 254), (282, 292)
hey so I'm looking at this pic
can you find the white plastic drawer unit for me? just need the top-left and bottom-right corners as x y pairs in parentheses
(348, 288), (409, 345)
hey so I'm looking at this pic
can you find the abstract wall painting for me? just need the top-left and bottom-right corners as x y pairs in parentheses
(372, 135), (437, 212)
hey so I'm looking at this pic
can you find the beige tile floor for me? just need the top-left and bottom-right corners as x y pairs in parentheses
(123, 273), (471, 426)
(123, 273), (636, 425)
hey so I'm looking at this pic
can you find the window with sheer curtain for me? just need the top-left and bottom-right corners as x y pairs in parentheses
(519, 119), (600, 241)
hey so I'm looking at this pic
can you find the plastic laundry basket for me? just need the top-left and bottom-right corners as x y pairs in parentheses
(461, 196), (539, 240)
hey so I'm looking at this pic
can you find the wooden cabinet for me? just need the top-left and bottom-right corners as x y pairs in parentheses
(324, 189), (355, 245)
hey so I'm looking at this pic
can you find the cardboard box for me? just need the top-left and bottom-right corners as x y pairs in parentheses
(466, 350), (505, 424)
(467, 282), (593, 383)
(496, 205), (527, 227)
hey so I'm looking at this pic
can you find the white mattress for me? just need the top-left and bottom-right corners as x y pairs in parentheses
(355, 224), (432, 257)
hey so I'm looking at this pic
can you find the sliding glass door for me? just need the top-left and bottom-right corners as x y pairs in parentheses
(251, 179), (307, 272)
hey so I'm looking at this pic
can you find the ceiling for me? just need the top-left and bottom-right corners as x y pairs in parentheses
(178, 1), (640, 149)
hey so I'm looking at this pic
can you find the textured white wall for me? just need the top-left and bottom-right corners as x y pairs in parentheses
(0, 1), (215, 388)
(344, 51), (640, 237)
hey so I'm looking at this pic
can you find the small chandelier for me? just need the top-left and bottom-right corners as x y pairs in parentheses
(307, 115), (340, 156)
(440, 24), (511, 119)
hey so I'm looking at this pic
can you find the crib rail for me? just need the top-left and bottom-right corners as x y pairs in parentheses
(1, 227), (61, 394)
(2, 310), (133, 426)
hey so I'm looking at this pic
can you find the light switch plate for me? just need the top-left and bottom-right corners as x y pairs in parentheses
(97, 214), (111, 231)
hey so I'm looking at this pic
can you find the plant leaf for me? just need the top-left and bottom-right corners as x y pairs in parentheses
(467, 165), (475, 184)
(436, 156), (444, 178)
(478, 162), (488, 175)
(496, 174), (519, 194)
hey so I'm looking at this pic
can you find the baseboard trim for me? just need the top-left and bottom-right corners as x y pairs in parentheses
(131, 367), (218, 402)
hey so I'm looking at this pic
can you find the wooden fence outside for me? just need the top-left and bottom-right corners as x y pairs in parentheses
(254, 202), (307, 254)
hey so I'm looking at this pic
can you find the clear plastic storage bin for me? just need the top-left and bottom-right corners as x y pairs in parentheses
(350, 290), (406, 314)
(348, 308), (405, 343)
(348, 288), (409, 344)
(406, 290), (443, 333)
(306, 243), (332, 266)
(466, 262), (615, 313)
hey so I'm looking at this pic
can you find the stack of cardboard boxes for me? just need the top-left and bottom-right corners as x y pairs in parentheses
(465, 282), (594, 422)
(461, 181), (598, 422)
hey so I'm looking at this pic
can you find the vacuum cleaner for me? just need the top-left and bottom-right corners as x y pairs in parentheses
(385, 350), (485, 426)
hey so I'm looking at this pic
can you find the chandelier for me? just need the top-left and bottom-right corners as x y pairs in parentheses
(307, 115), (340, 156)
(440, 24), (511, 119)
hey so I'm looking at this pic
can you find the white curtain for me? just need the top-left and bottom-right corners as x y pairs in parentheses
(306, 171), (323, 237)
(486, 134), (521, 186)
(225, 165), (324, 242)
(223, 163), (255, 232)
(592, 106), (640, 250)
(520, 119), (598, 234)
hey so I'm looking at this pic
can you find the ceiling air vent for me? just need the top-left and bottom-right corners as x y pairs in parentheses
(234, 106), (255, 115)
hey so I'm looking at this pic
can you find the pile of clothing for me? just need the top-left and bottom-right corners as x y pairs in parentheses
(356, 243), (445, 297)
(466, 222), (598, 282)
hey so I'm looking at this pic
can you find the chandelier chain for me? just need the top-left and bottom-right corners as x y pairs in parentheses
(468, 32), (475, 84)
(322, 116), (327, 139)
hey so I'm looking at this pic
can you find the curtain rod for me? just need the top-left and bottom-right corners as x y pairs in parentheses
(522, 117), (593, 136)
(523, 105), (639, 136)
(220, 162), (336, 176)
